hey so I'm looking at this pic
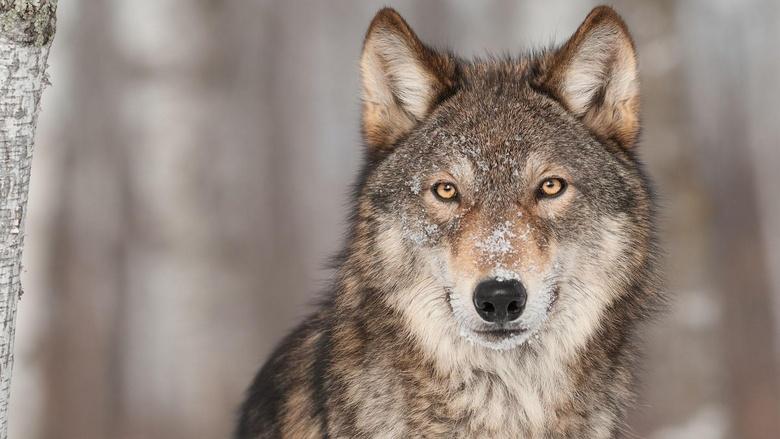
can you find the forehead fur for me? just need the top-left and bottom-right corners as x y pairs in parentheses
(391, 57), (603, 173)
(417, 55), (593, 153)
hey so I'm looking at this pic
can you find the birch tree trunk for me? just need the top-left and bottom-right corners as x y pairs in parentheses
(0, 1), (56, 436)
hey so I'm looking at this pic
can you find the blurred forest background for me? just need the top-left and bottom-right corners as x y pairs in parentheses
(7, 0), (780, 438)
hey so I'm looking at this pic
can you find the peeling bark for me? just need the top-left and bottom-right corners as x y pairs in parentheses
(0, 0), (55, 436)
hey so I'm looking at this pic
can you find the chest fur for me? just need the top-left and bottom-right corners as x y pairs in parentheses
(446, 371), (554, 438)
(345, 357), (619, 439)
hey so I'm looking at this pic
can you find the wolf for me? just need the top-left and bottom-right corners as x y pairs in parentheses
(236, 5), (662, 438)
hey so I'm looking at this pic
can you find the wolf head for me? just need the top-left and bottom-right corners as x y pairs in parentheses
(347, 7), (656, 359)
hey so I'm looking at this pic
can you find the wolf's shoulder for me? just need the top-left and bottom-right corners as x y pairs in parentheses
(234, 308), (332, 438)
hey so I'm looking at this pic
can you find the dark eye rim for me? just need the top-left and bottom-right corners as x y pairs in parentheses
(536, 177), (568, 199)
(431, 181), (460, 202)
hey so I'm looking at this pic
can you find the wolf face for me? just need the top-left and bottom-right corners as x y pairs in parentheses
(358, 7), (654, 356)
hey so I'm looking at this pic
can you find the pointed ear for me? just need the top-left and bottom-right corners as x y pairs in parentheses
(542, 6), (640, 148)
(360, 8), (458, 152)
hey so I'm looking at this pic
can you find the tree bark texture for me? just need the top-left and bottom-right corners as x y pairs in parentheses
(0, 1), (55, 437)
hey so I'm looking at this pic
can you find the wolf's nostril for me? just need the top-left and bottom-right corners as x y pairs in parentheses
(481, 302), (495, 313)
(507, 301), (520, 314)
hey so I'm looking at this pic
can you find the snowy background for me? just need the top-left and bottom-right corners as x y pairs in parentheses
(9, 0), (780, 438)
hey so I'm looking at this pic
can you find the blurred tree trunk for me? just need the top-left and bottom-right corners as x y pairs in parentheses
(0, 1), (56, 437)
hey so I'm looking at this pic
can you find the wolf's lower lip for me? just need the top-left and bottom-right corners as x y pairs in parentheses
(474, 328), (526, 339)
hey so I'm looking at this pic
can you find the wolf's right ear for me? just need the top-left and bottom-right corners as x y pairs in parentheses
(360, 8), (458, 152)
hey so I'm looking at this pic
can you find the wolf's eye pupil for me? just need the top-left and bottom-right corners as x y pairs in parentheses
(433, 182), (458, 201)
(539, 178), (566, 198)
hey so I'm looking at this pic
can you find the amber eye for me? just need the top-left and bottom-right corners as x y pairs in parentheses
(432, 182), (459, 201)
(538, 177), (567, 198)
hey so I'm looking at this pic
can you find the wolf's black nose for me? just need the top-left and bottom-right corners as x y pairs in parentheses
(473, 279), (527, 323)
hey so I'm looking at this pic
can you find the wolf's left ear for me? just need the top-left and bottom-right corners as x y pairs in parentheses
(542, 6), (640, 149)
(360, 8), (458, 152)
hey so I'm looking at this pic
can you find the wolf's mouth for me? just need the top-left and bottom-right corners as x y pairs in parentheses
(473, 328), (527, 340)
